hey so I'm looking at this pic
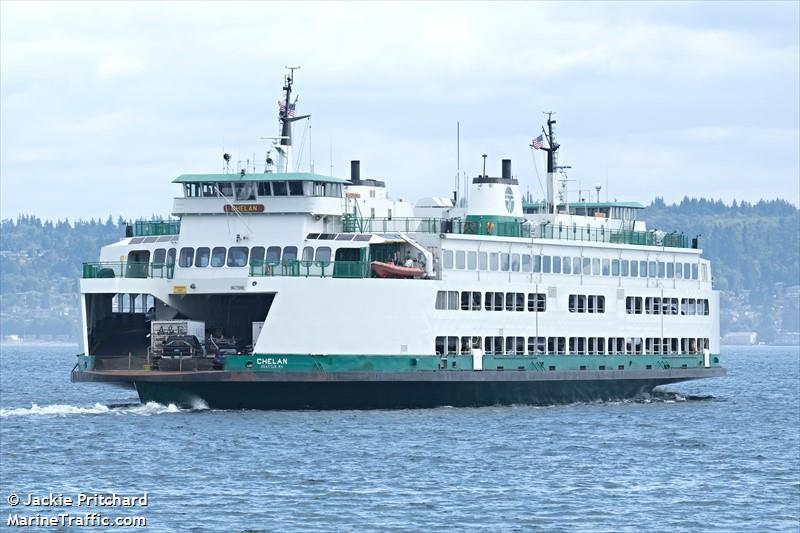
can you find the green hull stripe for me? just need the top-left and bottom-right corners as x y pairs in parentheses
(222, 353), (721, 373)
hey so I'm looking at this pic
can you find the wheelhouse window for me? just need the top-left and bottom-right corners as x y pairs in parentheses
(288, 181), (304, 196)
(195, 247), (211, 267)
(227, 247), (249, 267)
(179, 247), (194, 267)
(257, 182), (271, 196)
(272, 181), (288, 196)
(235, 183), (257, 200)
(211, 247), (226, 267)
(217, 183), (233, 197)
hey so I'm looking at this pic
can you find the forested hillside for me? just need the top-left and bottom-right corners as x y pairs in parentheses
(1, 199), (798, 342)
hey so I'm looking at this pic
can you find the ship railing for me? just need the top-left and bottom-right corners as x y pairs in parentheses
(249, 259), (369, 279)
(82, 261), (175, 279)
(358, 217), (690, 248)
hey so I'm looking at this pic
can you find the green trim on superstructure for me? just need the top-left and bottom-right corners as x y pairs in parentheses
(223, 353), (721, 373)
(463, 215), (525, 237)
(522, 201), (645, 210)
(173, 172), (349, 184)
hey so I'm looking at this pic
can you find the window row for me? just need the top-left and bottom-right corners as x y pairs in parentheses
(163, 245), (335, 268)
(567, 294), (606, 313)
(442, 249), (706, 281)
(625, 297), (710, 316)
(434, 335), (711, 356)
(435, 291), (546, 312)
(183, 181), (343, 200)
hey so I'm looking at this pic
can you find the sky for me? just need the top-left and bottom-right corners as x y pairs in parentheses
(1, 1), (798, 222)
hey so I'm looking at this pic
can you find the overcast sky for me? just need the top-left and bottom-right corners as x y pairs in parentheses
(1, 1), (798, 222)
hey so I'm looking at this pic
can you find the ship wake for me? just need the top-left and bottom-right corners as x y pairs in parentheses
(0, 401), (209, 418)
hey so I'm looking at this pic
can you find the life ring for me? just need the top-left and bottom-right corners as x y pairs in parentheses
(486, 221), (495, 235)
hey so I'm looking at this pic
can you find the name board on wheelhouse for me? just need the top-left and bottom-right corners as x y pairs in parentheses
(224, 204), (265, 213)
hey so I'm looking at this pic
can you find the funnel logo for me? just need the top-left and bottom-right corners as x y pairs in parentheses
(505, 187), (514, 213)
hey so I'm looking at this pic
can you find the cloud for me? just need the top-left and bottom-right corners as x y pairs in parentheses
(1, 1), (798, 222)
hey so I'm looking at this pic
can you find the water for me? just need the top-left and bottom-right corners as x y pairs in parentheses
(1, 345), (798, 532)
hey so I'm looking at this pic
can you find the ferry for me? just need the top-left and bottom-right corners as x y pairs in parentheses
(72, 69), (725, 409)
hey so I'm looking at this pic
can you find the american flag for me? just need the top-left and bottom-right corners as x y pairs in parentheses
(279, 99), (296, 117)
(531, 134), (544, 150)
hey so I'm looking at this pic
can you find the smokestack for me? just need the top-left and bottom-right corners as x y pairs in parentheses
(350, 160), (361, 183)
(502, 159), (511, 180)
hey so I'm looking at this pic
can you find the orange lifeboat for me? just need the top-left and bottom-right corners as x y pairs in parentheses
(370, 261), (425, 279)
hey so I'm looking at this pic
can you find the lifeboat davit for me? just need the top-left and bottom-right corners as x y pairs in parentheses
(370, 261), (425, 279)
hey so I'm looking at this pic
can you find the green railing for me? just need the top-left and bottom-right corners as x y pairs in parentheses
(249, 260), (369, 278)
(134, 219), (181, 237)
(82, 262), (175, 279)
(357, 217), (691, 248)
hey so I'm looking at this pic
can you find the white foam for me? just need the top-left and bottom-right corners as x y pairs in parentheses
(0, 401), (190, 418)
(0, 402), (110, 417)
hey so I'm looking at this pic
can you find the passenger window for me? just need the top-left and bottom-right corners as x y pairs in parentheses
(266, 246), (281, 262)
(533, 255), (541, 273)
(602, 259), (610, 276)
(621, 260), (629, 276)
(167, 248), (176, 265)
(447, 291), (459, 310)
(227, 247), (249, 267)
(153, 248), (166, 264)
(211, 247), (226, 267)
(479, 252), (488, 270)
(612, 259), (620, 276)
(630, 260), (639, 277)
(583, 257), (591, 274)
(505, 293), (514, 311)
(435, 291), (447, 310)
(443, 250), (454, 269)
(456, 251), (466, 269)
(250, 246), (265, 265)
(692, 264), (698, 280)
(592, 258), (600, 275)
(522, 254), (531, 272)
(667, 263), (674, 278)
(501, 253), (510, 271)
(178, 247), (194, 267)
(302, 246), (314, 261)
(288, 181), (304, 196)
(315, 247), (332, 263)
(467, 251), (477, 270)
(490, 253), (499, 271)
(639, 260), (648, 278)
(195, 247), (211, 267)
(562, 256), (571, 274)
(572, 257), (581, 275)
(282, 246), (298, 262)
(542, 255), (551, 273)
(511, 253), (521, 272)
(552, 256), (561, 274)
(658, 262), (666, 278)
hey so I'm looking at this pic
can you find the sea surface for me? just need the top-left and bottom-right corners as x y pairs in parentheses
(1, 345), (798, 532)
